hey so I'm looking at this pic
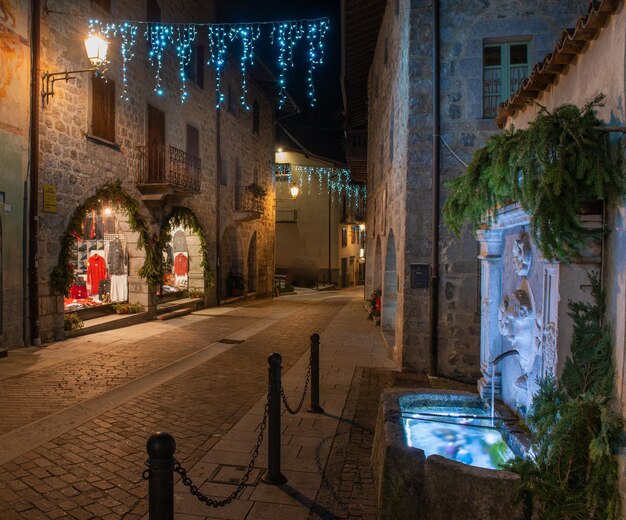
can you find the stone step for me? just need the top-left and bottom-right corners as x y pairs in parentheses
(156, 309), (193, 321)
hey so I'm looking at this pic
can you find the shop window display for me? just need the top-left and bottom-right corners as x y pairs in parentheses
(64, 208), (129, 313)
(161, 227), (189, 295)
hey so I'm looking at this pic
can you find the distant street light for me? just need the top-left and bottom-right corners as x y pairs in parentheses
(290, 183), (300, 198)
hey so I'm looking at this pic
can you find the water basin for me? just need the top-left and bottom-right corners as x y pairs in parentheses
(373, 389), (527, 519)
(401, 404), (514, 469)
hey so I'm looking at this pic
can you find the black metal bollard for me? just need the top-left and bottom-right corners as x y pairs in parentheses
(146, 432), (176, 520)
(308, 333), (324, 414)
(262, 353), (287, 485)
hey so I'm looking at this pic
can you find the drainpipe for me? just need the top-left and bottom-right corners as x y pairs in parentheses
(429, 0), (440, 375)
(215, 108), (221, 305)
(28, 0), (42, 346)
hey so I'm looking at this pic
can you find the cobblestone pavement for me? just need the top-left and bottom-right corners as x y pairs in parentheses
(0, 288), (403, 519)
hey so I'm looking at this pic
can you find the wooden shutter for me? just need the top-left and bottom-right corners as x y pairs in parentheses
(92, 76), (116, 143)
(147, 0), (161, 22)
(186, 125), (199, 159)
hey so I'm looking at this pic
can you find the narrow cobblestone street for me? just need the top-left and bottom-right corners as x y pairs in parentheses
(0, 288), (404, 519)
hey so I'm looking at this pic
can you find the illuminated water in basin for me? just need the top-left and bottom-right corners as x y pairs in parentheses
(401, 405), (515, 470)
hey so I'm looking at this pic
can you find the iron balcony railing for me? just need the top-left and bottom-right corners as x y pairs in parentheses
(136, 144), (201, 192)
(235, 189), (264, 214)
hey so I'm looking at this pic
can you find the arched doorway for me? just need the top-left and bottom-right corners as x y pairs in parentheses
(373, 235), (382, 292)
(247, 232), (257, 294)
(51, 182), (152, 317)
(220, 226), (243, 298)
(160, 208), (208, 302)
(382, 231), (397, 345)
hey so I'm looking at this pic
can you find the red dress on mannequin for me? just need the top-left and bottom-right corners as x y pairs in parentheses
(87, 254), (107, 295)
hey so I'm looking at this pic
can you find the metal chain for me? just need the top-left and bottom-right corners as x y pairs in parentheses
(280, 355), (312, 415)
(171, 392), (270, 508)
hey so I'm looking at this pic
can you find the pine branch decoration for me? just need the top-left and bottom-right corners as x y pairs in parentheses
(443, 94), (624, 260)
(506, 273), (623, 519)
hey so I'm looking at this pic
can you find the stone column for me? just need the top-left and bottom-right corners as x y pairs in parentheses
(476, 228), (504, 401)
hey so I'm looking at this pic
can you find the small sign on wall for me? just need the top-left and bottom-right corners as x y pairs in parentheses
(410, 263), (430, 289)
(43, 184), (57, 213)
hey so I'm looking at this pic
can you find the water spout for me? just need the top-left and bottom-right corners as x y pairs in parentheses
(489, 349), (519, 426)
(491, 349), (519, 366)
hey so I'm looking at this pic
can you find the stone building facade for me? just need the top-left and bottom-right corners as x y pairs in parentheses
(275, 149), (365, 288)
(0, 0), (29, 348)
(32, 0), (276, 342)
(361, 0), (587, 376)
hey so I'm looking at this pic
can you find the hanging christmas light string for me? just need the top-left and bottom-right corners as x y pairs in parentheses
(274, 164), (367, 208)
(88, 17), (329, 106)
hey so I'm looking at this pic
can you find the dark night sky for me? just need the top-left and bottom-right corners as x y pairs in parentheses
(217, 0), (346, 163)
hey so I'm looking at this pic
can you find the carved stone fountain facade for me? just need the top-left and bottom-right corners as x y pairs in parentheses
(477, 204), (601, 416)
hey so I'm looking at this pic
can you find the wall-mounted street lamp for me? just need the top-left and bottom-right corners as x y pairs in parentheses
(41, 34), (109, 106)
(290, 183), (300, 199)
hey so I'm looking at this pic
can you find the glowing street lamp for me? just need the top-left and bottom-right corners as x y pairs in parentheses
(84, 34), (109, 67)
(41, 33), (109, 105)
(290, 183), (300, 199)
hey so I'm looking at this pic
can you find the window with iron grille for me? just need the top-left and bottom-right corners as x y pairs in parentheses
(91, 76), (116, 142)
(483, 41), (530, 119)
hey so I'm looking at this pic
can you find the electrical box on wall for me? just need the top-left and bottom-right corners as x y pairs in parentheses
(410, 264), (429, 288)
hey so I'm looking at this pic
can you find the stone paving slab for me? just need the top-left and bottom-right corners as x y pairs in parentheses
(0, 289), (400, 519)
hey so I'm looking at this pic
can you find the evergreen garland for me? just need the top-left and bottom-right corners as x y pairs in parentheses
(158, 206), (215, 288)
(443, 95), (624, 260)
(506, 273), (623, 519)
(50, 180), (155, 295)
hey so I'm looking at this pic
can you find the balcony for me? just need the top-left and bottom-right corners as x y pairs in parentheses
(136, 144), (201, 200)
(233, 187), (265, 223)
(342, 207), (365, 224)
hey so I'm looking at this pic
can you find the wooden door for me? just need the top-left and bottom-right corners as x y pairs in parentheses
(147, 105), (165, 182)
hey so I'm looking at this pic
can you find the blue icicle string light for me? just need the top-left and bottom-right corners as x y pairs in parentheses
(88, 17), (329, 106)
(273, 164), (367, 209)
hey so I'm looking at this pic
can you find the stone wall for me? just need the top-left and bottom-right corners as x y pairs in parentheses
(366, 0), (587, 376)
(37, 0), (276, 340)
(218, 69), (276, 299)
(0, 0), (30, 348)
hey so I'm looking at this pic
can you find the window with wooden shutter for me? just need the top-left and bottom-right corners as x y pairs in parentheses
(186, 124), (199, 159)
(184, 45), (205, 89)
(147, 0), (161, 22)
(91, 76), (116, 143)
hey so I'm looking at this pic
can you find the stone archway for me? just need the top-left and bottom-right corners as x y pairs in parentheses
(382, 231), (397, 344)
(160, 207), (208, 300)
(220, 226), (243, 297)
(373, 234), (382, 292)
(247, 232), (258, 294)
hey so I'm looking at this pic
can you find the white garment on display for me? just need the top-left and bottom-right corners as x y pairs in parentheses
(175, 274), (188, 287)
(110, 274), (128, 303)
